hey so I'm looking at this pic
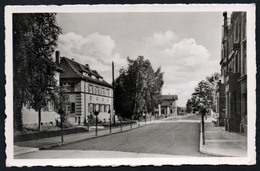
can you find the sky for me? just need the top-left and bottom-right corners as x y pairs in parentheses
(56, 12), (223, 107)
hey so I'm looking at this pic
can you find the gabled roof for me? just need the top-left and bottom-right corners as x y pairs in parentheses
(161, 95), (178, 100)
(160, 95), (178, 107)
(60, 57), (112, 88)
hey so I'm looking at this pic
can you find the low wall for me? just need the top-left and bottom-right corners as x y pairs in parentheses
(14, 127), (88, 143)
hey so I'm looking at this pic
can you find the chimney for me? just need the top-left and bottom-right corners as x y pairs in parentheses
(55, 51), (60, 64)
(223, 12), (228, 36)
(71, 58), (74, 61)
(85, 64), (89, 67)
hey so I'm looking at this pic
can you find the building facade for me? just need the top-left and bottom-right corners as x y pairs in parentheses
(158, 95), (178, 117)
(218, 12), (247, 135)
(59, 54), (114, 125)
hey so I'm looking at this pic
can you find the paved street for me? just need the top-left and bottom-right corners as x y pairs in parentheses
(16, 117), (212, 158)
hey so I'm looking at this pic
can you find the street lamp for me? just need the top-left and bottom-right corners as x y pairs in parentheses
(94, 104), (100, 136)
(108, 109), (111, 133)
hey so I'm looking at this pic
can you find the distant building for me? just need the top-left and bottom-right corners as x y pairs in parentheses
(158, 95), (178, 117)
(218, 12), (247, 135)
(59, 54), (114, 125)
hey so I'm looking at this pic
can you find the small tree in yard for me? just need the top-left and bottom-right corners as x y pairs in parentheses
(52, 86), (69, 142)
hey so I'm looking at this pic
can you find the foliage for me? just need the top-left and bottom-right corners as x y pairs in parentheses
(13, 13), (62, 131)
(52, 86), (70, 126)
(185, 99), (193, 113)
(114, 56), (164, 119)
(187, 72), (220, 114)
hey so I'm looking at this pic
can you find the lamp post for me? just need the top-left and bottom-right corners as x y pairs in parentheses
(58, 108), (65, 143)
(120, 114), (123, 132)
(108, 109), (112, 133)
(94, 104), (100, 136)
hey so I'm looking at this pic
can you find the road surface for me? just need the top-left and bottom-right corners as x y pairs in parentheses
(16, 117), (212, 158)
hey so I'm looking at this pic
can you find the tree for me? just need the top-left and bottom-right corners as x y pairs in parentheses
(185, 99), (193, 113)
(52, 86), (69, 142)
(187, 72), (220, 145)
(13, 13), (61, 131)
(114, 56), (164, 119)
(187, 72), (220, 114)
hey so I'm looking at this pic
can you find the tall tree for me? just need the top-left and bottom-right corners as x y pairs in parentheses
(114, 56), (164, 119)
(13, 13), (61, 131)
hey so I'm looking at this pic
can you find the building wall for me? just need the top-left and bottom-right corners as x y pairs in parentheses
(172, 100), (177, 115)
(216, 82), (226, 126)
(22, 107), (60, 127)
(61, 79), (114, 125)
(220, 12), (247, 135)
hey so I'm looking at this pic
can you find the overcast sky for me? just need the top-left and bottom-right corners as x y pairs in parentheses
(56, 12), (223, 106)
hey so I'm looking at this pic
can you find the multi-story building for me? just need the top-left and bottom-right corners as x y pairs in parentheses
(58, 53), (114, 125)
(158, 95), (178, 117)
(218, 12), (247, 135)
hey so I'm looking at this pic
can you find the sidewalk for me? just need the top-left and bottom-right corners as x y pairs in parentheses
(14, 118), (163, 156)
(199, 120), (247, 157)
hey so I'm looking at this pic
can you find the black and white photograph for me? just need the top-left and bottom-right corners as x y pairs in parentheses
(5, 4), (256, 166)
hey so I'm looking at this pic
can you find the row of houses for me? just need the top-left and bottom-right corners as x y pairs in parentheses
(21, 51), (178, 127)
(215, 11), (247, 135)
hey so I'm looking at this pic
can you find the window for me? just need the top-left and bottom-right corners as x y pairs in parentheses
(70, 103), (75, 113)
(82, 72), (88, 76)
(101, 105), (104, 112)
(106, 105), (110, 113)
(241, 41), (247, 75)
(95, 87), (99, 94)
(89, 85), (93, 93)
(107, 89), (110, 96)
(43, 100), (54, 112)
(95, 104), (100, 112)
(241, 13), (246, 40)
(101, 88), (104, 96)
(68, 83), (75, 92)
(67, 106), (70, 113)
(88, 103), (93, 113)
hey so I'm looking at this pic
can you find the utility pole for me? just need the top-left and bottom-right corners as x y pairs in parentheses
(112, 61), (115, 128)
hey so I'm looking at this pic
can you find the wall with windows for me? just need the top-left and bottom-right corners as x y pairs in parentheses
(219, 12), (247, 134)
(63, 80), (114, 124)
(86, 91), (112, 122)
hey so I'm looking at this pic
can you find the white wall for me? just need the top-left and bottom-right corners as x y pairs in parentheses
(22, 107), (59, 126)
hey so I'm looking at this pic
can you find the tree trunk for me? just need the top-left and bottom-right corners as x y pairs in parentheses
(202, 114), (205, 145)
(38, 108), (41, 132)
(15, 106), (23, 131)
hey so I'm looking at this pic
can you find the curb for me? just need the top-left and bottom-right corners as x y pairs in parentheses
(14, 148), (39, 156)
(16, 121), (157, 155)
(199, 122), (233, 157)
